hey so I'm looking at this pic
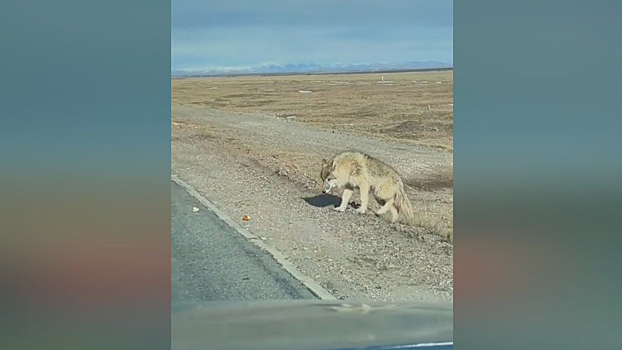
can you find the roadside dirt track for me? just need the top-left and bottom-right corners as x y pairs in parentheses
(171, 103), (453, 301)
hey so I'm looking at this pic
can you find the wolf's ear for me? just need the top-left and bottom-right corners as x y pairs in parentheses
(322, 159), (329, 167)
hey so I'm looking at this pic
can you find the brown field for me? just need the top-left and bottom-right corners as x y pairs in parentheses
(171, 70), (453, 301)
(172, 71), (453, 151)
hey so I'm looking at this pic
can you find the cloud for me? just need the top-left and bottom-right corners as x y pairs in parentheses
(171, 0), (453, 70)
(172, 0), (452, 29)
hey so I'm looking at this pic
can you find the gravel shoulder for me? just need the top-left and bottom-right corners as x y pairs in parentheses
(171, 103), (453, 301)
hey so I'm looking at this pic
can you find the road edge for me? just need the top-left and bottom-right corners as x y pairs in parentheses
(171, 174), (337, 300)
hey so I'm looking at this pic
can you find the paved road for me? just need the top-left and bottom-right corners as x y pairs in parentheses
(171, 181), (316, 302)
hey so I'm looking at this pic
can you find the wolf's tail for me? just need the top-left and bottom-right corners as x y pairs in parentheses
(394, 183), (416, 225)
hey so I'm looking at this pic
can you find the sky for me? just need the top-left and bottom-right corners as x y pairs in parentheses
(171, 0), (453, 71)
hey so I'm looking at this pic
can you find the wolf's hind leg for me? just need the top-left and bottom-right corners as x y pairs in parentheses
(390, 205), (399, 222)
(376, 197), (394, 215)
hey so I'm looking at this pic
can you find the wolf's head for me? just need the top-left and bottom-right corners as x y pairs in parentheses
(320, 159), (339, 194)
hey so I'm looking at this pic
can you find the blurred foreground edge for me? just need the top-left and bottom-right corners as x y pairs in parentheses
(172, 299), (453, 350)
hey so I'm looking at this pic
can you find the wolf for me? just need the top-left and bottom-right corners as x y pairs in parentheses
(320, 151), (415, 223)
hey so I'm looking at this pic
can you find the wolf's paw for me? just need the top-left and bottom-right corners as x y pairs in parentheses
(334, 206), (346, 212)
(355, 207), (367, 214)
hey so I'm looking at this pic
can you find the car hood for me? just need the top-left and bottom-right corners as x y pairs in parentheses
(172, 299), (453, 350)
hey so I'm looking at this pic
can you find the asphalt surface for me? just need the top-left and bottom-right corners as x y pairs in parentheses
(171, 181), (316, 302)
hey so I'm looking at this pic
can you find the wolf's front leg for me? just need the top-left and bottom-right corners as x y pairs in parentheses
(334, 189), (353, 212)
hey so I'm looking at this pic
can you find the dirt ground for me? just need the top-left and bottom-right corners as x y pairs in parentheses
(171, 71), (453, 301)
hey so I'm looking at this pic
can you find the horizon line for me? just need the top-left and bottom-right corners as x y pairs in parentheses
(172, 60), (452, 72)
(171, 66), (454, 78)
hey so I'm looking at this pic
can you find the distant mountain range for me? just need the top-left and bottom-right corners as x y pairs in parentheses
(172, 61), (451, 77)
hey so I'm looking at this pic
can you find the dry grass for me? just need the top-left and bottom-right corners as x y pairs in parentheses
(171, 71), (453, 151)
